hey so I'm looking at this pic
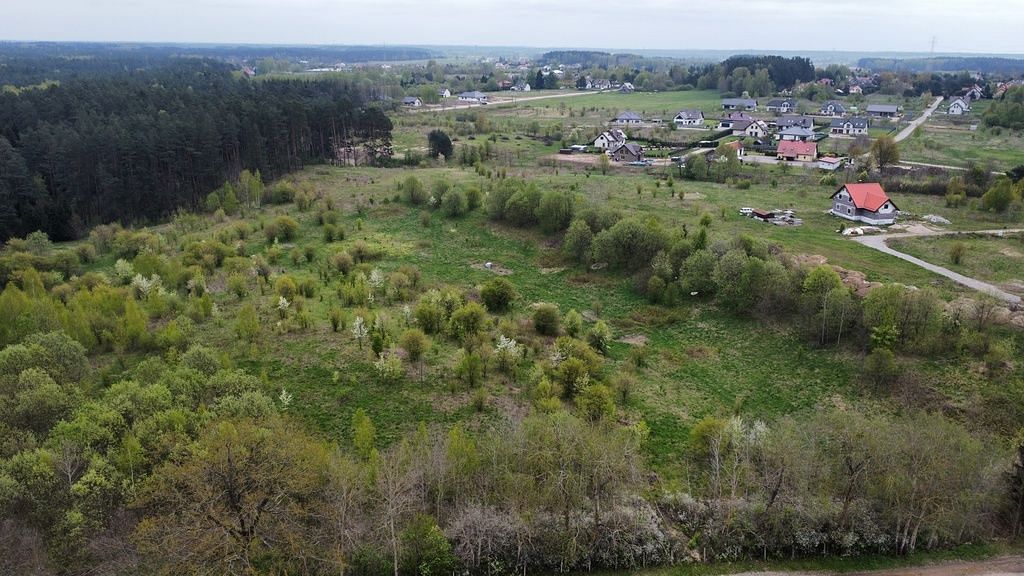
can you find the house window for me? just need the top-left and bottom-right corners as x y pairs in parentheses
(847, 208), (852, 214)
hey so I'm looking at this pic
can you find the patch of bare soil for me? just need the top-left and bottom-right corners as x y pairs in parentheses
(1000, 246), (1023, 258)
(833, 266), (885, 297)
(540, 267), (566, 275)
(581, 310), (600, 322)
(471, 262), (513, 275)
(617, 334), (648, 346)
(686, 344), (717, 360)
(789, 253), (829, 268)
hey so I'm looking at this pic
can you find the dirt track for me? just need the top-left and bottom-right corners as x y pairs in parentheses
(733, 555), (1024, 576)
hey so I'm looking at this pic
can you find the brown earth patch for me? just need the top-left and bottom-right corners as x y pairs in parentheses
(471, 262), (513, 275)
(617, 334), (648, 346)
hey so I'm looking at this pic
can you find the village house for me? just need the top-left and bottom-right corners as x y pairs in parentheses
(774, 116), (815, 131)
(593, 129), (627, 150)
(438, 88), (452, 98)
(819, 100), (847, 116)
(722, 98), (758, 111)
(741, 120), (769, 138)
(848, 85), (863, 95)
(818, 156), (845, 171)
(458, 91), (488, 103)
(777, 140), (817, 162)
(619, 82), (635, 93)
(609, 142), (644, 162)
(964, 84), (984, 101)
(401, 96), (423, 107)
(511, 81), (531, 92)
(830, 182), (898, 225)
(948, 97), (971, 115)
(778, 126), (816, 142)
(829, 117), (869, 135)
(592, 78), (612, 90)
(613, 111), (643, 124)
(765, 98), (798, 113)
(716, 111), (753, 130)
(673, 109), (705, 127)
(866, 104), (901, 118)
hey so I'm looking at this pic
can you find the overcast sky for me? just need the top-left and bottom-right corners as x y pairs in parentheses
(2, 0), (1021, 55)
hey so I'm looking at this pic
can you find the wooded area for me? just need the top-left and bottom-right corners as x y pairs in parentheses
(0, 56), (392, 241)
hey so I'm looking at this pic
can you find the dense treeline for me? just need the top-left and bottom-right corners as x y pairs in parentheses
(859, 56), (1024, 75)
(984, 86), (1024, 130)
(0, 57), (392, 241)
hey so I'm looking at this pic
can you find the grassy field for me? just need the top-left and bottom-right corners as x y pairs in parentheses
(900, 122), (1024, 171)
(890, 232), (1024, 293)
(169, 162), (1012, 478)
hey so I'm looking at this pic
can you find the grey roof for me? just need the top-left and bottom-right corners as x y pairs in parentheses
(615, 111), (643, 121)
(674, 109), (704, 120)
(460, 91), (487, 98)
(401, 96), (421, 104)
(722, 98), (757, 107)
(830, 117), (869, 129)
(766, 98), (796, 108)
(866, 104), (900, 113)
(779, 126), (815, 137)
(820, 100), (846, 112)
(776, 116), (814, 129)
(611, 142), (643, 155)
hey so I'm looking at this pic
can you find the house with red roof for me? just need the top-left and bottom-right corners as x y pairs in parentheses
(830, 183), (899, 225)
(777, 140), (817, 162)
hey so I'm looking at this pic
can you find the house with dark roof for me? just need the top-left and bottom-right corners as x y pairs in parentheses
(777, 140), (817, 162)
(618, 82), (635, 93)
(438, 88), (452, 98)
(829, 117), (869, 135)
(778, 126), (816, 142)
(722, 98), (758, 111)
(765, 98), (798, 113)
(830, 183), (899, 225)
(609, 142), (644, 162)
(401, 96), (423, 107)
(613, 111), (643, 124)
(716, 111), (753, 130)
(964, 84), (984, 101)
(819, 100), (847, 116)
(458, 91), (488, 103)
(866, 104), (901, 118)
(673, 109), (705, 127)
(774, 116), (815, 130)
(948, 97), (970, 115)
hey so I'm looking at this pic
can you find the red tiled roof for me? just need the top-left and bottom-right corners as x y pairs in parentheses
(777, 140), (817, 157)
(837, 183), (892, 212)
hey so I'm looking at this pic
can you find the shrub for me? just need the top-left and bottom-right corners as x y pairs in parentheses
(564, 309), (583, 337)
(264, 216), (298, 243)
(330, 251), (354, 275)
(480, 277), (517, 312)
(441, 188), (469, 217)
(949, 241), (967, 265)
(536, 190), (575, 233)
(587, 320), (612, 355)
(449, 302), (488, 339)
(563, 220), (593, 263)
(274, 275), (298, 300)
(402, 176), (427, 205)
(504, 187), (543, 227)
(533, 304), (561, 336)
(576, 383), (616, 421)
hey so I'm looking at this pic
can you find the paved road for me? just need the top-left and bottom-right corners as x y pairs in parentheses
(851, 227), (1024, 304)
(894, 96), (944, 143)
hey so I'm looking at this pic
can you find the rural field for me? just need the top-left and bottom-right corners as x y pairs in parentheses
(3, 40), (1024, 576)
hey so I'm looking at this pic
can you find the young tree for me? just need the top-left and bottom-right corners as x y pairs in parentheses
(427, 130), (453, 160)
(870, 135), (900, 169)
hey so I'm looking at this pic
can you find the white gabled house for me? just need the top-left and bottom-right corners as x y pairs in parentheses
(830, 183), (899, 225)
(829, 117), (869, 136)
(593, 129), (627, 150)
(948, 97), (971, 115)
(673, 109), (705, 127)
